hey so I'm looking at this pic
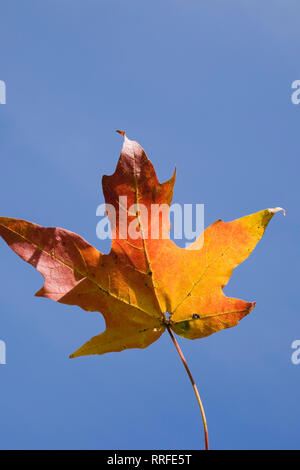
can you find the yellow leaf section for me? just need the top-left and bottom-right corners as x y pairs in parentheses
(70, 318), (164, 357)
(169, 208), (284, 339)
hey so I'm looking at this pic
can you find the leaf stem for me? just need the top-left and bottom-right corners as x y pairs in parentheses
(166, 325), (209, 450)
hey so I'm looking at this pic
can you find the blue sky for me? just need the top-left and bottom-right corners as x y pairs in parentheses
(0, 0), (299, 450)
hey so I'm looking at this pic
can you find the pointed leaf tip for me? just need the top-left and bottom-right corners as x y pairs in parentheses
(268, 207), (286, 216)
(116, 130), (126, 137)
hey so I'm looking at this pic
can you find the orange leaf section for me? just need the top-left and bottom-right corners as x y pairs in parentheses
(0, 218), (164, 356)
(0, 134), (284, 357)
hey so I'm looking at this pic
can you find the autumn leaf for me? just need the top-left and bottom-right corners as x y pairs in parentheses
(0, 132), (284, 449)
(0, 132), (284, 355)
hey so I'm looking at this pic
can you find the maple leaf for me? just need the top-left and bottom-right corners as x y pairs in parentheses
(0, 133), (283, 358)
(0, 132), (284, 449)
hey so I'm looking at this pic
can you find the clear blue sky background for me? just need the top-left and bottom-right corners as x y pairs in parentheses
(0, 0), (299, 450)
